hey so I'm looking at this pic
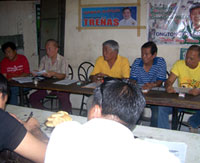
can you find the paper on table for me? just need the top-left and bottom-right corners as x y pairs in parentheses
(144, 138), (187, 163)
(82, 82), (101, 89)
(151, 87), (166, 91)
(174, 87), (193, 94)
(54, 79), (78, 85)
(12, 77), (33, 83)
(32, 70), (47, 76)
(151, 87), (199, 94)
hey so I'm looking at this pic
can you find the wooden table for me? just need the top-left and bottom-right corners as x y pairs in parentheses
(145, 90), (200, 129)
(5, 104), (200, 163)
(9, 79), (200, 130)
(9, 79), (94, 106)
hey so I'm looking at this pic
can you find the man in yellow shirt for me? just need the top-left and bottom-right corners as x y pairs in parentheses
(90, 40), (130, 82)
(157, 45), (200, 131)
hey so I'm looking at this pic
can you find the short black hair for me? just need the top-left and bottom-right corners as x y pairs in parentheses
(0, 74), (9, 99)
(187, 45), (200, 58)
(141, 41), (157, 55)
(122, 7), (131, 13)
(93, 79), (146, 130)
(1, 42), (16, 54)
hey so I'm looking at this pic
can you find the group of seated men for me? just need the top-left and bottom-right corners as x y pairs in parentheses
(0, 72), (180, 162)
(0, 40), (72, 113)
(89, 40), (200, 132)
(1, 39), (200, 132)
(0, 38), (199, 162)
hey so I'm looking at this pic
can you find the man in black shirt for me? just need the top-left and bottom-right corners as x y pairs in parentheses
(0, 73), (47, 163)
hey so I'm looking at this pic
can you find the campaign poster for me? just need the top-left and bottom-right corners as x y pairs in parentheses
(148, 0), (200, 45)
(81, 6), (137, 27)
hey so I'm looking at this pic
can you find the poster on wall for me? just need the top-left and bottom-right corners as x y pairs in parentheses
(148, 0), (200, 45)
(81, 6), (137, 27)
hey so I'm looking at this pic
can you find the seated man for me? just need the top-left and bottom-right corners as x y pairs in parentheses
(29, 39), (72, 113)
(130, 41), (167, 127)
(45, 79), (180, 163)
(0, 42), (30, 105)
(158, 45), (200, 130)
(0, 73), (47, 163)
(89, 40), (130, 82)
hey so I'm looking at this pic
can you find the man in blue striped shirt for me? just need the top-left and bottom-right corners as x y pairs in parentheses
(130, 41), (167, 127)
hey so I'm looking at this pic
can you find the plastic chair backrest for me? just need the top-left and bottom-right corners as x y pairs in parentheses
(78, 62), (94, 81)
(68, 64), (73, 80)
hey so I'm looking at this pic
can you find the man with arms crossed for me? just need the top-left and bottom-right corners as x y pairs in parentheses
(45, 79), (179, 163)
(130, 41), (167, 127)
(0, 73), (47, 163)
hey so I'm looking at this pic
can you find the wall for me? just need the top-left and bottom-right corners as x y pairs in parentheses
(0, 1), (38, 70)
(65, 0), (186, 109)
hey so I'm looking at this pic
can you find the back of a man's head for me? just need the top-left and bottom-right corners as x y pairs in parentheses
(93, 79), (146, 130)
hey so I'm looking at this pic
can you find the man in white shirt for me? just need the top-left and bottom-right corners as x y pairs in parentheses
(119, 7), (137, 26)
(45, 79), (180, 163)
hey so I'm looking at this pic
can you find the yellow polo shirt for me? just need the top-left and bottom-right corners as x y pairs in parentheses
(90, 55), (130, 78)
(171, 60), (200, 88)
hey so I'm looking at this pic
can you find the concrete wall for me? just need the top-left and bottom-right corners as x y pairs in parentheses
(0, 1), (38, 71)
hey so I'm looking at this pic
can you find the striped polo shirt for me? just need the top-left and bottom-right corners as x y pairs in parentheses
(130, 57), (167, 85)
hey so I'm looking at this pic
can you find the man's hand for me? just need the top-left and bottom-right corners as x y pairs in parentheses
(23, 118), (40, 132)
(91, 73), (107, 83)
(43, 71), (55, 78)
(166, 85), (176, 93)
(31, 70), (39, 77)
(189, 88), (200, 96)
(142, 83), (155, 90)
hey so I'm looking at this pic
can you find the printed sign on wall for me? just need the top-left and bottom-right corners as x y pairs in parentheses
(148, 0), (200, 45)
(82, 6), (137, 27)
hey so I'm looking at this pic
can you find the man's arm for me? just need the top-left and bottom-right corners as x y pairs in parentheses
(44, 71), (66, 79)
(90, 73), (107, 83)
(15, 117), (48, 163)
(142, 80), (163, 90)
(189, 88), (200, 96)
(24, 118), (49, 143)
(10, 113), (49, 144)
(4, 112), (47, 163)
(14, 131), (47, 163)
(165, 72), (177, 93)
